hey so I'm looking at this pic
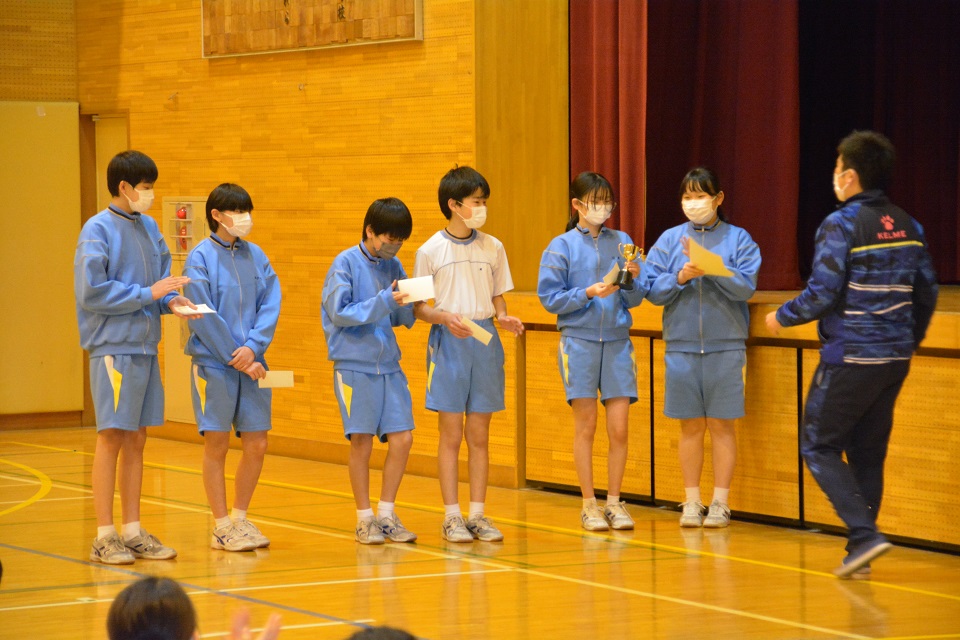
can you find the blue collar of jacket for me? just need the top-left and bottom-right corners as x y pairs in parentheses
(357, 241), (381, 263)
(837, 189), (888, 210)
(689, 218), (723, 232)
(209, 233), (245, 251)
(575, 224), (611, 236)
(107, 204), (140, 221)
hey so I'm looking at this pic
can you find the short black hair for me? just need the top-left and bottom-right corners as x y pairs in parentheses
(347, 626), (416, 640)
(362, 197), (413, 242)
(107, 150), (158, 197)
(206, 183), (254, 233)
(679, 166), (726, 222)
(567, 171), (615, 231)
(107, 577), (197, 640)
(437, 166), (490, 219)
(837, 130), (896, 191)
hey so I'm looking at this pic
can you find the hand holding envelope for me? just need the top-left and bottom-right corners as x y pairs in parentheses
(397, 276), (435, 303)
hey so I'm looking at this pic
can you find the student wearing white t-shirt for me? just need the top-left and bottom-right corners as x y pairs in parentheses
(413, 166), (524, 543)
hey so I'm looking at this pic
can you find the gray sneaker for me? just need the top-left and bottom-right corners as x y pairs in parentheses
(377, 513), (417, 543)
(356, 518), (385, 545)
(603, 500), (635, 530)
(703, 500), (731, 528)
(466, 514), (504, 542)
(90, 533), (135, 565)
(212, 522), (258, 552)
(124, 529), (177, 560)
(679, 501), (706, 527)
(234, 519), (270, 548)
(441, 514), (473, 543)
(581, 503), (609, 531)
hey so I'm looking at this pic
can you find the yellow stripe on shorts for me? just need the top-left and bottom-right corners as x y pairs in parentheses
(560, 341), (570, 385)
(103, 355), (123, 412)
(192, 365), (207, 414)
(427, 346), (436, 392)
(337, 371), (353, 418)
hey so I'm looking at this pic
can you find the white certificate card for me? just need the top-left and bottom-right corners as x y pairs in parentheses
(397, 276), (435, 303)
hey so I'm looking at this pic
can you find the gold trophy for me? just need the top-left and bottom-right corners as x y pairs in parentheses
(614, 243), (644, 291)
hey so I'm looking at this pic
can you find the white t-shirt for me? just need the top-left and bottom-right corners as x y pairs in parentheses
(413, 229), (514, 320)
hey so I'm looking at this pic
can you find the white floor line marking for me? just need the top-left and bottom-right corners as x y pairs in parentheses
(0, 496), (90, 505)
(198, 619), (375, 638)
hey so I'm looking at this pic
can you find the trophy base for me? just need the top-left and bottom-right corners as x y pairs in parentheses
(614, 271), (634, 291)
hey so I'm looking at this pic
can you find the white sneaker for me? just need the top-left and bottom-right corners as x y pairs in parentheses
(212, 523), (258, 552)
(603, 500), (635, 530)
(703, 500), (731, 528)
(124, 529), (178, 560)
(355, 518), (385, 545)
(234, 519), (270, 548)
(441, 514), (473, 543)
(466, 514), (504, 542)
(581, 503), (609, 531)
(90, 533), (135, 565)
(679, 501), (706, 527)
(378, 513), (417, 543)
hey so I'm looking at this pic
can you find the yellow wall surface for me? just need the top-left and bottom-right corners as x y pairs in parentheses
(0, 0), (77, 101)
(0, 101), (83, 414)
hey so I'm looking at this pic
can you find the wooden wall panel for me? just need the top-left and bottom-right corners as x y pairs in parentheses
(475, 0), (569, 291)
(0, 0), (77, 101)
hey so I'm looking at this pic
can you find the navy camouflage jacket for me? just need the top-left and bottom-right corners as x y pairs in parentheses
(776, 190), (938, 365)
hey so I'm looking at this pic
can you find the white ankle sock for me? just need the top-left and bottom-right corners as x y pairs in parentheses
(444, 503), (461, 517)
(468, 502), (484, 518)
(606, 494), (620, 506)
(97, 525), (116, 540)
(583, 497), (597, 508)
(231, 508), (247, 521)
(215, 516), (232, 529)
(684, 487), (701, 504)
(357, 508), (375, 521)
(377, 501), (395, 519)
(121, 521), (140, 541)
(712, 488), (730, 505)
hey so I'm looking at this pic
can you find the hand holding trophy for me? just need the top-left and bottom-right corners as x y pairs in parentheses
(614, 243), (644, 291)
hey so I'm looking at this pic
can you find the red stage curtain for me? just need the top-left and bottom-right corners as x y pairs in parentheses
(568, 0), (647, 246)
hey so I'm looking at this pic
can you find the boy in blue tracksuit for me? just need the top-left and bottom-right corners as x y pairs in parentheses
(321, 197), (418, 545)
(538, 172), (646, 532)
(75, 150), (201, 565)
(184, 183), (281, 553)
(643, 167), (761, 529)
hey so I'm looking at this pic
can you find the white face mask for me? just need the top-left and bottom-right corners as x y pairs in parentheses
(126, 188), (154, 213)
(582, 203), (613, 226)
(223, 211), (252, 238)
(833, 170), (849, 201)
(681, 198), (716, 225)
(457, 204), (487, 229)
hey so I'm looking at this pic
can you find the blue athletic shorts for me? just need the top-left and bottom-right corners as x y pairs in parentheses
(90, 354), (164, 431)
(191, 364), (272, 436)
(425, 319), (505, 414)
(664, 349), (746, 419)
(558, 335), (638, 405)
(334, 369), (415, 442)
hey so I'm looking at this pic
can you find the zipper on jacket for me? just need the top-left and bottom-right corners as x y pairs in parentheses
(696, 230), (704, 354)
(593, 233), (604, 342)
(231, 249), (247, 344)
(134, 218), (151, 354)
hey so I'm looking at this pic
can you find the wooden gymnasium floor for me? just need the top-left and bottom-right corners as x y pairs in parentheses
(1, 428), (959, 639)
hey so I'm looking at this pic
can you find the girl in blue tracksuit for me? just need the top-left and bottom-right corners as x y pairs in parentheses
(184, 183), (281, 553)
(537, 172), (647, 532)
(642, 167), (761, 529)
(321, 197), (419, 545)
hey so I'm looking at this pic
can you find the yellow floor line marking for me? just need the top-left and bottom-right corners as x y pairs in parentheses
(0, 459), (52, 517)
(7, 440), (960, 605)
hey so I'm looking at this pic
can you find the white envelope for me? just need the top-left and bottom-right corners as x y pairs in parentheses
(688, 241), (733, 277)
(174, 303), (216, 314)
(603, 264), (620, 285)
(397, 276), (435, 303)
(461, 317), (493, 346)
(259, 370), (295, 388)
